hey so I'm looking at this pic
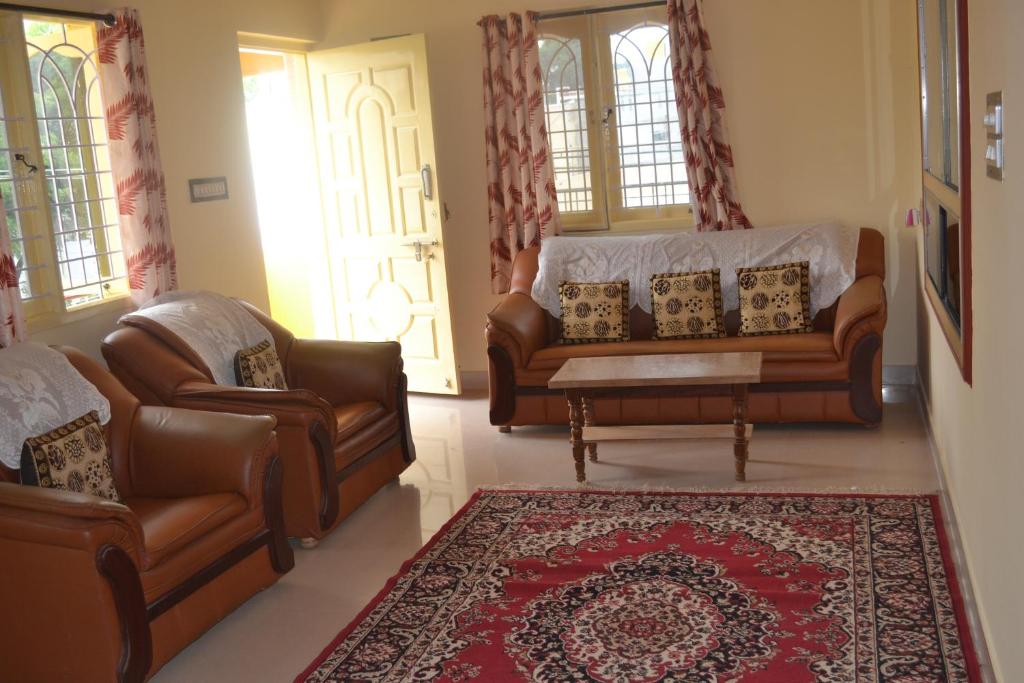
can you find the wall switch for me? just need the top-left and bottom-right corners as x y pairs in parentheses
(985, 92), (1004, 181)
(189, 177), (229, 202)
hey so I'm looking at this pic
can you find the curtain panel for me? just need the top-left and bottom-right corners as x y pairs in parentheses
(480, 12), (561, 294)
(668, 0), (751, 231)
(97, 9), (177, 304)
(0, 191), (27, 347)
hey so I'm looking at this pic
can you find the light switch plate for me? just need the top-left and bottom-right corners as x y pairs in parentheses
(985, 92), (1004, 181)
(189, 177), (229, 202)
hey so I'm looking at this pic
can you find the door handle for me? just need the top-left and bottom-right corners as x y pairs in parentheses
(421, 164), (433, 200)
(402, 238), (439, 262)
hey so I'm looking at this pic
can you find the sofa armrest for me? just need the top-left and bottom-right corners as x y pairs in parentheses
(128, 406), (277, 504)
(0, 483), (144, 566)
(486, 292), (549, 367)
(173, 381), (336, 437)
(287, 339), (401, 410)
(833, 276), (886, 355)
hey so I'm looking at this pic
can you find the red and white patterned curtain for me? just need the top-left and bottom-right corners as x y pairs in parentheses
(0, 191), (27, 347)
(668, 0), (751, 231)
(480, 12), (561, 294)
(97, 9), (177, 304)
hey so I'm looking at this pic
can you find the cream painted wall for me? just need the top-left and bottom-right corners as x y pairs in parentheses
(22, 0), (323, 359)
(318, 0), (922, 373)
(916, 0), (1024, 679)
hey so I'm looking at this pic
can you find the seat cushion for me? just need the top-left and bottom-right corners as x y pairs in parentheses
(335, 401), (388, 442)
(129, 493), (247, 568)
(527, 333), (839, 371)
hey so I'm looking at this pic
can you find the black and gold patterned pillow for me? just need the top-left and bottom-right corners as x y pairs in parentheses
(558, 281), (630, 344)
(20, 411), (121, 502)
(737, 261), (813, 336)
(234, 340), (288, 389)
(650, 269), (726, 339)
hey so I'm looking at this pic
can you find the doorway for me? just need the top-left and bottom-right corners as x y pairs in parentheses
(239, 36), (460, 395)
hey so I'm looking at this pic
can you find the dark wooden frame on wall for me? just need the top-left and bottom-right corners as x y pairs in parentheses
(918, 0), (973, 385)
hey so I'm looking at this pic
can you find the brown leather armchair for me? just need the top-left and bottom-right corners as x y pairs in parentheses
(101, 302), (415, 544)
(0, 347), (293, 683)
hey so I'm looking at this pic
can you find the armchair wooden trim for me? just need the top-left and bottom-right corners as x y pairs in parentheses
(96, 544), (151, 683)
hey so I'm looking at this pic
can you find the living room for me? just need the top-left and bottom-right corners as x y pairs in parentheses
(0, 0), (1019, 681)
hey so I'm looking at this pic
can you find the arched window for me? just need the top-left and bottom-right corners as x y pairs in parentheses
(25, 19), (126, 308)
(538, 9), (691, 232)
(538, 34), (593, 214)
(609, 22), (688, 209)
(0, 13), (127, 322)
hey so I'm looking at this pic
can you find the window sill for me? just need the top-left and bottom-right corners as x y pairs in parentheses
(27, 295), (134, 335)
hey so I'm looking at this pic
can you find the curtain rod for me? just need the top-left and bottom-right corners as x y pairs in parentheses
(0, 2), (115, 26)
(538, 1), (664, 21)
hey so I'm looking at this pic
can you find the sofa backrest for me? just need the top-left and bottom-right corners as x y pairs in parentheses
(102, 299), (297, 404)
(0, 347), (142, 496)
(510, 227), (885, 343)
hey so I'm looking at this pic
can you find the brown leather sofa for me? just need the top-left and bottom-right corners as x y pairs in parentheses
(0, 347), (293, 682)
(101, 302), (415, 544)
(487, 228), (888, 427)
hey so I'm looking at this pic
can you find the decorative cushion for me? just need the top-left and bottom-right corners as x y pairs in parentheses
(650, 270), (726, 339)
(20, 411), (121, 502)
(737, 261), (813, 336)
(558, 281), (630, 344)
(234, 340), (288, 389)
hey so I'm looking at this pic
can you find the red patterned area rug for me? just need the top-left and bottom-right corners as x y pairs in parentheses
(297, 490), (981, 682)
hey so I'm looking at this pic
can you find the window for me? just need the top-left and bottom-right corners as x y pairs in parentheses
(917, 0), (972, 382)
(538, 8), (691, 232)
(0, 12), (126, 323)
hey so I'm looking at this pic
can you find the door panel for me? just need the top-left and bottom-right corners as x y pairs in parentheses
(309, 34), (459, 394)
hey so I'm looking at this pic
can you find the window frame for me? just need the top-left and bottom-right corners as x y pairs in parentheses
(0, 10), (130, 329)
(539, 8), (694, 234)
(916, 0), (973, 384)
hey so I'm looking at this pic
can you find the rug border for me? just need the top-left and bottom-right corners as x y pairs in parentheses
(294, 489), (489, 682)
(294, 489), (983, 682)
(926, 494), (984, 682)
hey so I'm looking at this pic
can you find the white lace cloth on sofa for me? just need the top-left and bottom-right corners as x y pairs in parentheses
(531, 222), (860, 318)
(0, 342), (111, 470)
(126, 291), (274, 387)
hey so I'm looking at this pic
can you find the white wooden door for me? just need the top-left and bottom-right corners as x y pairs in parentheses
(308, 35), (460, 394)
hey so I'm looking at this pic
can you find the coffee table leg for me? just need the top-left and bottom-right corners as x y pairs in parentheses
(582, 396), (598, 462)
(732, 384), (750, 482)
(567, 391), (587, 483)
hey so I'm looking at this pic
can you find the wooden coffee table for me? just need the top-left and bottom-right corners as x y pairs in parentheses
(548, 352), (763, 483)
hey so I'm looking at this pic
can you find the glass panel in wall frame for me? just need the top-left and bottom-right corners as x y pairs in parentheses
(539, 34), (594, 215)
(24, 18), (127, 309)
(607, 21), (688, 211)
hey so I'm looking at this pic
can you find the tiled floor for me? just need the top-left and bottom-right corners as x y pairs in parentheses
(154, 386), (946, 682)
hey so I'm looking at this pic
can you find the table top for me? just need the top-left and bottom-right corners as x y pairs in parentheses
(547, 352), (763, 389)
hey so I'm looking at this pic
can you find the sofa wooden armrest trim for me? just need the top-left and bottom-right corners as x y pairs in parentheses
(309, 419), (339, 531)
(488, 344), (517, 425)
(96, 544), (151, 683)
